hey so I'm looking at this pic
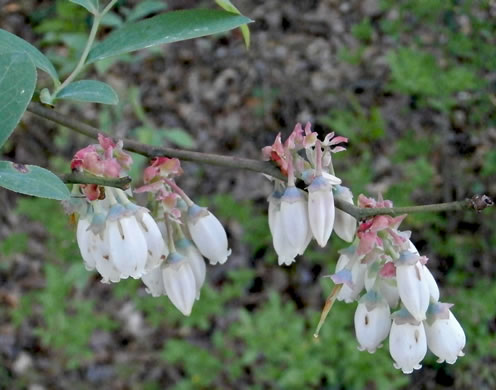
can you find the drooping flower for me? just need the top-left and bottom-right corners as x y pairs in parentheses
(76, 216), (121, 283)
(268, 188), (300, 265)
(176, 238), (206, 299)
(105, 214), (148, 279)
(187, 204), (231, 265)
(389, 309), (427, 374)
(333, 185), (356, 242)
(334, 248), (367, 303)
(308, 175), (335, 247)
(161, 252), (197, 316)
(354, 291), (391, 353)
(142, 251), (197, 316)
(140, 212), (168, 271)
(280, 186), (311, 256)
(395, 251), (430, 321)
(408, 241), (440, 302)
(424, 302), (466, 364)
(76, 218), (97, 272)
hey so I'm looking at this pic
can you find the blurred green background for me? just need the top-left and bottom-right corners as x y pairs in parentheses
(1, 0), (495, 389)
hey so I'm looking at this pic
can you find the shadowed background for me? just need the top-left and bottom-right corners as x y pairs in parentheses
(1, 0), (495, 389)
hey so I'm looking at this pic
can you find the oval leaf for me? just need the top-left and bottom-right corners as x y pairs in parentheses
(69, 0), (99, 14)
(0, 161), (70, 200)
(88, 9), (253, 63)
(0, 29), (59, 84)
(56, 80), (119, 104)
(0, 52), (37, 148)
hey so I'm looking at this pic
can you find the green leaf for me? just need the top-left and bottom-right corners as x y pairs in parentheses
(215, 0), (250, 48)
(0, 52), (37, 148)
(126, 0), (168, 22)
(56, 80), (119, 104)
(0, 29), (59, 84)
(69, 0), (99, 14)
(0, 161), (70, 200)
(88, 9), (253, 63)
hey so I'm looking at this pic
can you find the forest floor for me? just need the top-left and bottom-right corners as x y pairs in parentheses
(1, 0), (495, 389)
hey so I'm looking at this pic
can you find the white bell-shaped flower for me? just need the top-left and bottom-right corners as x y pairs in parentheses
(77, 215), (122, 283)
(333, 185), (356, 242)
(396, 254), (430, 321)
(76, 218), (96, 271)
(307, 176), (335, 247)
(336, 252), (366, 303)
(187, 204), (231, 265)
(106, 216), (148, 279)
(90, 230), (121, 284)
(272, 207), (299, 265)
(176, 238), (206, 299)
(354, 292), (392, 353)
(389, 312), (427, 374)
(162, 252), (197, 316)
(425, 304), (466, 364)
(139, 212), (166, 271)
(365, 261), (400, 309)
(378, 279), (400, 309)
(268, 190), (298, 265)
(423, 265), (440, 303)
(408, 240), (440, 303)
(280, 186), (310, 255)
(141, 266), (166, 297)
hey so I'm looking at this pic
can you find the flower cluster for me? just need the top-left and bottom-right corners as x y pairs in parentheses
(330, 195), (466, 374)
(69, 135), (230, 316)
(263, 123), (356, 266)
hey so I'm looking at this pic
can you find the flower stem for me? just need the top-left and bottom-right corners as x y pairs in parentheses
(164, 179), (194, 207)
(315, 139), (323, 176)
(52, 0), (118, 98)
(286, 153), (296, 187)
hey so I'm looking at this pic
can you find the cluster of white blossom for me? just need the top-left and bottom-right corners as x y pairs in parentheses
(263, 123), (355, 265)
(69, 135), (230, 316)
(262, 124), (465, 374)
(70, 127), (466, 373)
(331, 195), (466, 374)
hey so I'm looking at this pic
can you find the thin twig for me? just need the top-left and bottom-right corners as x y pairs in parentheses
(27, 103), (494, 219)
